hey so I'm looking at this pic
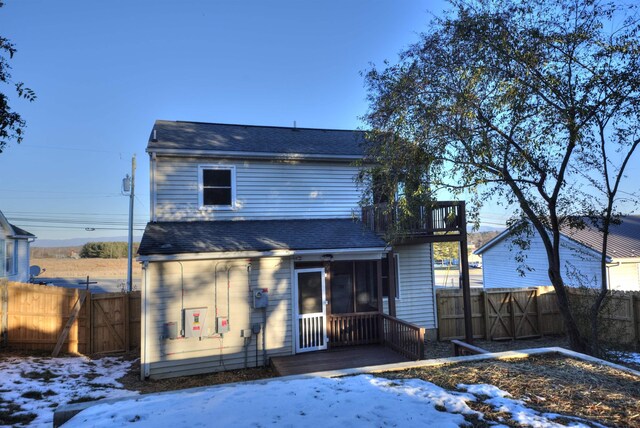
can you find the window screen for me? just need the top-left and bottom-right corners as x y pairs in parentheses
(202, 168), (232, 206)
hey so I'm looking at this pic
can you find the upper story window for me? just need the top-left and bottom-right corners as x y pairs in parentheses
(198, 165), (236, 209)
(5, 240), (15, 275)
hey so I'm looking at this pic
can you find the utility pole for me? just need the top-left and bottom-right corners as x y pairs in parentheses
(123, 155), (136, 293)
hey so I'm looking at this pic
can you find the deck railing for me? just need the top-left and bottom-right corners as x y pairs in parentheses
(328, 312), (425, 360)
(381, 314), (425, 360)
(361, 201), (464, 238)
(328, 312), (380, 346)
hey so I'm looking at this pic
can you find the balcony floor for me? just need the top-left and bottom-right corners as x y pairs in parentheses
(271, 345), (410, 376)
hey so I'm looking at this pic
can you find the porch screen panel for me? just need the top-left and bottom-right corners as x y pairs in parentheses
(355, 261), (377, 312)
(330, 262), (353, 314)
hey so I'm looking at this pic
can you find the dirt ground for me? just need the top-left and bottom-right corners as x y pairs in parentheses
(31, 258), (142, 278)
(117, 355), (278, 394)
(424, 335), (571, 360)
(385, 353), (640, 427)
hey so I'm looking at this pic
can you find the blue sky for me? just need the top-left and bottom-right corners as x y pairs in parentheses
(0, 0), (534, 242)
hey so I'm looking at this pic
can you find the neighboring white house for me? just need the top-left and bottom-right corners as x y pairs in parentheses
(137, 120), (458, 379)
(0, 210), (36, 283)
(475, 216), (640, 291)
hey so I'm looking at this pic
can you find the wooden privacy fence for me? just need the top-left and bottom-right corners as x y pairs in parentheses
(437, 286), (640, 348)
(0, 280), (140, 355)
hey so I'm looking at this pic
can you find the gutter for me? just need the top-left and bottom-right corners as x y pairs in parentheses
(145, 148), (363, 162)
(137, 247), (389, 263)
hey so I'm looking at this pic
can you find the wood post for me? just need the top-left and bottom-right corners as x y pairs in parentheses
(629, 295), (638, 349)
(1, 279), (7, 348)
(324, 261), (332, 346)
(376, 260), (384, 344)
(458, 202), (473, 343)
(52, 290), (87, 357)
(535, 287), (544, 337)
(483, 290), (490, 340)
(388, 251), (397, 317)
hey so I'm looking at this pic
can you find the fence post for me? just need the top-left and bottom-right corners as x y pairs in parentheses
(87, 291), (92, 354)
(630, 294), (638, 349)
(535, 287), (544, 337)
(1, 279), (8, 347)
(483, 290), (490, 340)
(124, 293), (130, 351)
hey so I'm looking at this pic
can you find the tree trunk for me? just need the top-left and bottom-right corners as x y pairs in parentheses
(549, 266), (588, 353)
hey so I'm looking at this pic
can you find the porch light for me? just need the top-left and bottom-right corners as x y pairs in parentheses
(321, 254), (333, 262)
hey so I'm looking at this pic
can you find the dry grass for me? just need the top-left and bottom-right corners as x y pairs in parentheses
(384, 354), (640, 427)
(31, 258), (142, 279)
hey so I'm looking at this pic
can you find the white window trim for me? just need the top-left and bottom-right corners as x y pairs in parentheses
(383, 253), (401, 301)
(198, 165), (236, 210)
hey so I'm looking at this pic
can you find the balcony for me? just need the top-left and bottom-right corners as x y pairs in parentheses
(361, 201), (466, 243)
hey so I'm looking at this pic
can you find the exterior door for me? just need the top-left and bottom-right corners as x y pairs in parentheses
(294, 268), (327, 353)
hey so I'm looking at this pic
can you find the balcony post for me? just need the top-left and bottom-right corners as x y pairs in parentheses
(376, 259), (384, 344)
(459, 201), (473, 343)
(388, 250), (397, 317)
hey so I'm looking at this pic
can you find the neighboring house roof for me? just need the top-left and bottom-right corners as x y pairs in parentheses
(147, 120), (365, 159)
(138, 219), (387, 256)
(9, 224), (36, 239)
(0, 209), (36, 240)
(475, 216), (640, 259)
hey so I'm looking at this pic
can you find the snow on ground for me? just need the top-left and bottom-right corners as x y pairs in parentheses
(611, 351), (640, 365)
(64, 374), (602, 428)
(0, 355), (137, 428)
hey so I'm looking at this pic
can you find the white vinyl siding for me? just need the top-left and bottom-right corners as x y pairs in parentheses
(481, 233), (602, 289)
(383, 243), (436, 329)
(154, 156), (361, 221)
(143, 257), (292, 379)
(608, 262), (640, 291)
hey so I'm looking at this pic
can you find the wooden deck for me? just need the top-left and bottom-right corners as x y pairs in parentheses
(271, 345), (410, 376)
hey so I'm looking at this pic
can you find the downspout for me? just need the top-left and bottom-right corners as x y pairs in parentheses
(141, 261), (149, 380)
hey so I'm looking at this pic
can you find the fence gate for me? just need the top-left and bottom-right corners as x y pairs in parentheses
(485, 289), (541, 340)
(91, 293), (129, 354)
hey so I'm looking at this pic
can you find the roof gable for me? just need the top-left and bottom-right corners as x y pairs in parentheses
(147, 120), (366, 159)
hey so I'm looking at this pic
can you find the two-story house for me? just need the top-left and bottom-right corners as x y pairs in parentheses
(137, 120), (468, 379)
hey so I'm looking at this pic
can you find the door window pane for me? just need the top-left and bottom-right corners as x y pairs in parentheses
(298, 272), (322, 315)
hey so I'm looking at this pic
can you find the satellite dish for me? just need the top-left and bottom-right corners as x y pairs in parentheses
(30, 265), (42, 278)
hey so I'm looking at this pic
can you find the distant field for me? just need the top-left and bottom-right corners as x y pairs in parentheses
(31, 257), (142, 278)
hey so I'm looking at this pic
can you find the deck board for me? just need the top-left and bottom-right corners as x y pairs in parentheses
(271, 345), (410, 376)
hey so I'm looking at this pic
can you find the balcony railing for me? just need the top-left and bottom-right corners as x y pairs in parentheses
(361, 201), (465, 238)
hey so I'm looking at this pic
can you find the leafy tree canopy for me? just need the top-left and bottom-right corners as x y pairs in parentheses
(362, 0), (640, 353)
(0, 1), (36, 153)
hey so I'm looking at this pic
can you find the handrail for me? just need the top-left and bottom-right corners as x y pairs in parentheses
(328, 312), (425, 360)
(380, 314), (425, 360)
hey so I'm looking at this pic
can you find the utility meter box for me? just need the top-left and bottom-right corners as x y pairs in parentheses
(183, 307), (207, 338)
(217, 316), (230, 334)
(253, 288), (269, 308)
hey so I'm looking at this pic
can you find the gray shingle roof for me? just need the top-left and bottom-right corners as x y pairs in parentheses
(476, 216), (640, 259)
(562, 216), (640, 259)
(9, 224), (35, 238)
(146, 120), (365, 157)
(138, 219), (387, 256)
